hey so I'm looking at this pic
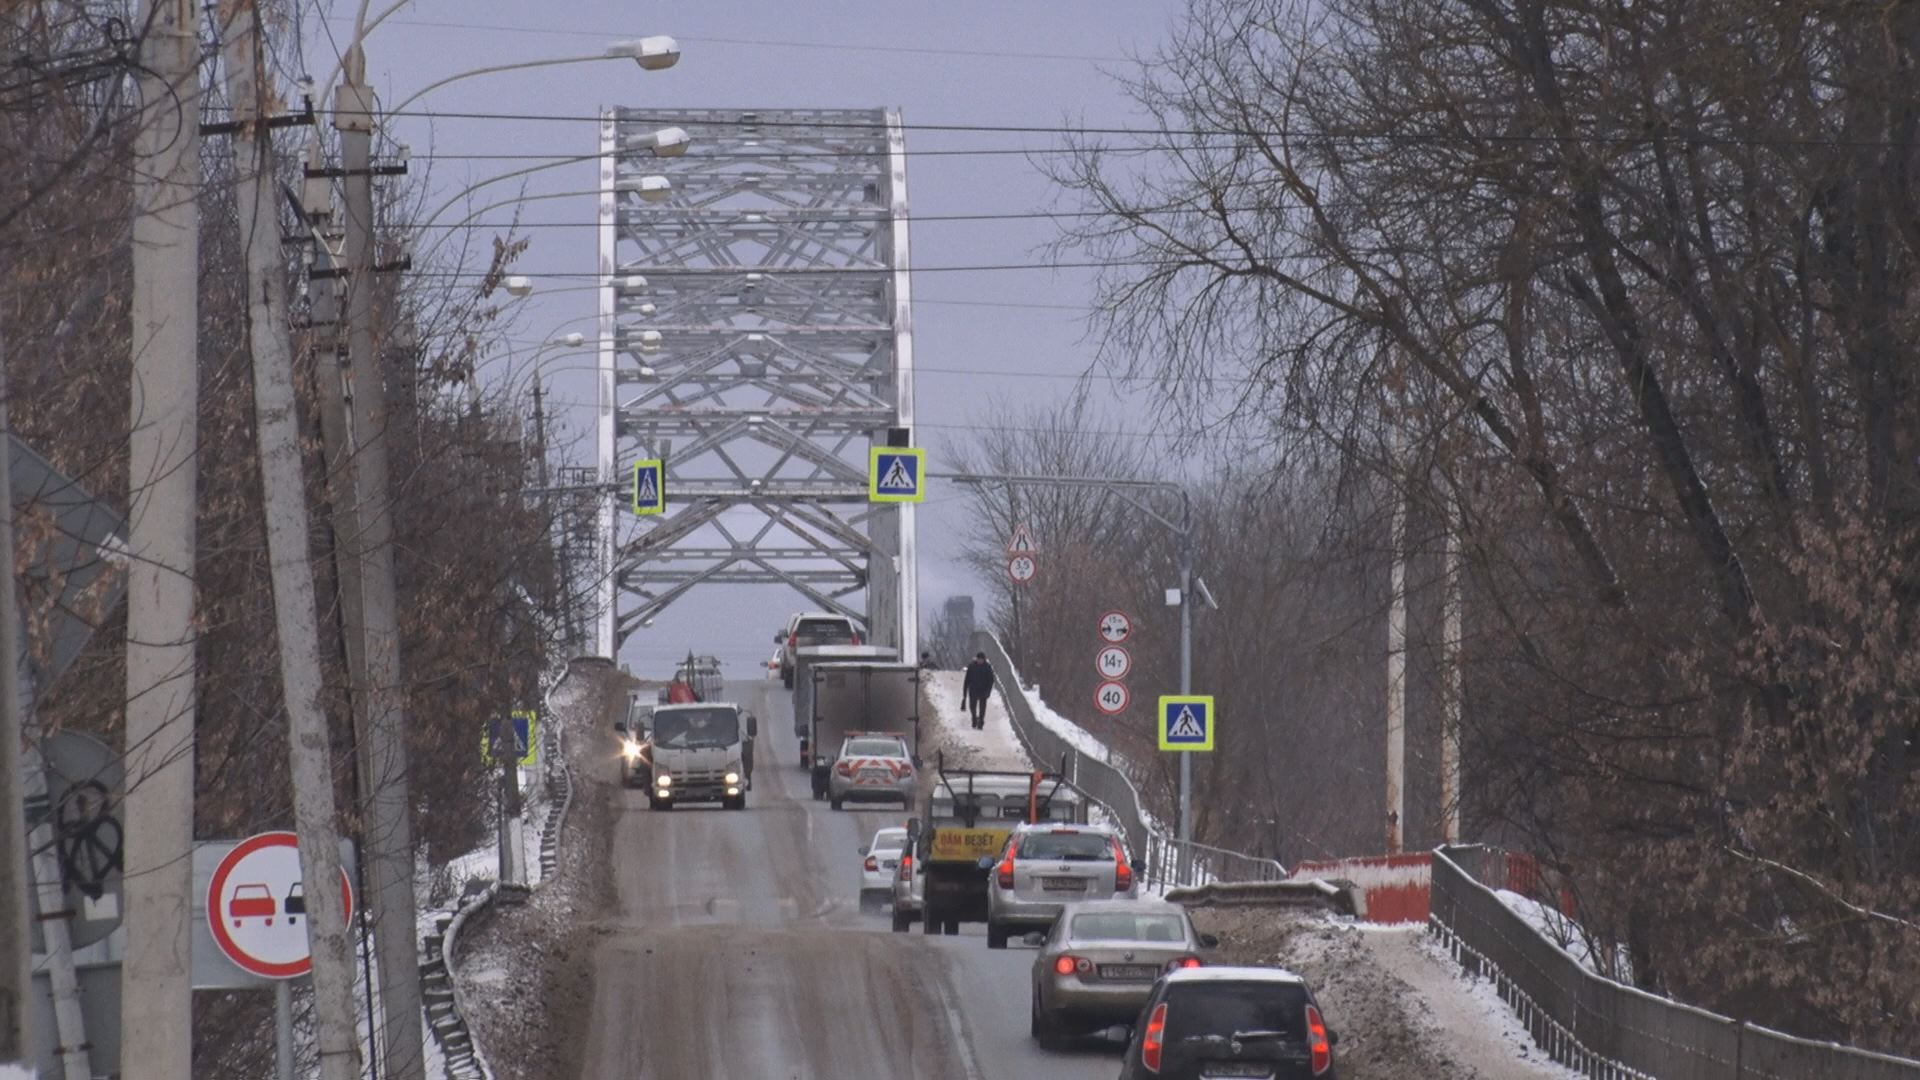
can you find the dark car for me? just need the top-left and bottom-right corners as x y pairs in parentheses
(1117, 966), (1339, 1080)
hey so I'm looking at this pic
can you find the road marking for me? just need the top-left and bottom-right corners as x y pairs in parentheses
(930, 953), (987, 1080)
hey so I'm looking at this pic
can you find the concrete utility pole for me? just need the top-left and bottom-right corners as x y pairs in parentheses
(222, 9), (364, 1078)
(124, 1), (202, 1072)
(1440, 488), (1463, 845)
(334, 47), (426, 1080)
(0, 320), (30, 1069)
(1385, 425), (1408, 855)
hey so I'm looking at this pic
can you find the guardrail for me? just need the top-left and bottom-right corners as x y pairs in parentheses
(1430, 845), (1920, 1080)
(971, 632), (1285, 892)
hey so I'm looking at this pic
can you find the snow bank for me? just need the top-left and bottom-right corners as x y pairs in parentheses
(1017, 681), (1118, 765)
(1495, 890), (1628, 978)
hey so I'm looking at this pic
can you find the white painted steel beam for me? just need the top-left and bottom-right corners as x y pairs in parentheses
(598, 107), (916, 655)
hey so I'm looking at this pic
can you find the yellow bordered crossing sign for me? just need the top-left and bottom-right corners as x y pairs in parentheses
(1158, 695), (1214, 752)
(869, 447), (925, 503)
(483, 709), (538, 767)
(632, 459), (665, 516)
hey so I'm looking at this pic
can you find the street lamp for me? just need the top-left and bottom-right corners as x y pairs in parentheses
(624, 126), (692, 158)
(387, 38), (682, 119)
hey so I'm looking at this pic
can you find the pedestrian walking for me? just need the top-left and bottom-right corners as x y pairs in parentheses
(962, 652), (995, 730)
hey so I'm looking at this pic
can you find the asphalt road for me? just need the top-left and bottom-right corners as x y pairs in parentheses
(576, 679), (1121, 1079)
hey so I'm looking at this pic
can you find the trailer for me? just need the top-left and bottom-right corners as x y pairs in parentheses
(790, 645), (897, 766)
(804, 660), (920, 801)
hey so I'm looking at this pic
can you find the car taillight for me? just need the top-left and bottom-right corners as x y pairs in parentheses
(851, 630), (862, 645)
(1141, 1002), (1167, 1073)
(1052, 954), (1093, 976)
(898, 854), (913, 875)
(1307, 1004), (1331, 1075)
(1164, 956), (1202, 972)
(1112, 838), (1133, 892)
(836, 760), (852, 776)
(864, 856), (878, 872)
(996, 858), (1015, 889)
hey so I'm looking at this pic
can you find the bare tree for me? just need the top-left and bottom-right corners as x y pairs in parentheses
(1050, 0), (1920, 1048)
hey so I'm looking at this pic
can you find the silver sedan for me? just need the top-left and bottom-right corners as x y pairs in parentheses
(1028, 900), (1216, 1051)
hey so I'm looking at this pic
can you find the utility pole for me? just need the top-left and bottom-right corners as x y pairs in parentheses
(0, 316), (31, 1069)
(1176, 495), (1194, 847)
(1440, 486), (1463, 845)
(222, 7), (364, 1078)
(1385, 424), (1408, 855)
(124, 0), (201, 1073)
(334, 46), (426, 1080)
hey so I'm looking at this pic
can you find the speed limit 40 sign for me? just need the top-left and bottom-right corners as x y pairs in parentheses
(1094, 680), (1130, 715)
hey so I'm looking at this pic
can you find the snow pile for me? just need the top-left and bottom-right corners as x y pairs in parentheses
(1190, 906), (1581, 1079)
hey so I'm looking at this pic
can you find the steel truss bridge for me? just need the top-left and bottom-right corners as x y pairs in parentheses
(595, 107), (918, 660)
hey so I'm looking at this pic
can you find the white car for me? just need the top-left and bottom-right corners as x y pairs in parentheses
(861, 826), (909, 907)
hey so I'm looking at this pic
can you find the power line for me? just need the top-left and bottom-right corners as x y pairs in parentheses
(323, 16), (1136, 64)
(282, 104), (1912, 150)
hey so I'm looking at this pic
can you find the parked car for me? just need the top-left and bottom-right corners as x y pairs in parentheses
(1027, 899), (1215, 1050)
(776, 612), (860, 688)
(828, 733), (916, 810)
(1116, 967), (1340, 1079)
(983, 822), (1140, 949)
(860, 826), (909, 908)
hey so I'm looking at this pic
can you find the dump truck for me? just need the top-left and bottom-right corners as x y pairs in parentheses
(906, 758), (1086, 935)
(802, 658), (920, 801)
(790, 644), (898, 767)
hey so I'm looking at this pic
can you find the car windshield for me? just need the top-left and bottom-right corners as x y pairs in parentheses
(845, 738), (906, 757)
(1017, 832), (1113, 860)
(651, 708), (740, 749)
(872, 830), (907, 852)
(795, 620), (856, 645)
(1164, 983), (1309, 1044)
(1070, 913), (1188, 943)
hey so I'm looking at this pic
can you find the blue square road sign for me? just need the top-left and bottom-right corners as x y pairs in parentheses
(1158, 695), (1214, 752)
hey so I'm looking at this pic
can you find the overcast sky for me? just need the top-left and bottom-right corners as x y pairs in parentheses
(308, 0), (1183, 673)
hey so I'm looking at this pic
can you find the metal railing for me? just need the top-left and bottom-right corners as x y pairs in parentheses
(1430, 845), (1920, 1080)
(971, 631), (1285, 892)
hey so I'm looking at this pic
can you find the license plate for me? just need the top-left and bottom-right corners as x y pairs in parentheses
(882, 860), (898, 870)
(1041, 877), (1085, 892)
(1099, 964), (1158, 980)
(860, 769), (887, 780)
(1200, 1066), (1273, 1079)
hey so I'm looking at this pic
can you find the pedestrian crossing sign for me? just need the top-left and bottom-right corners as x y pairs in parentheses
(1158, 695), (1215, 752)
(633, 459), (665, 516)
(869, 447), (925, 503)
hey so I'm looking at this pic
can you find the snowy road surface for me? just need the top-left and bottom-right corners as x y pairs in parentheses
(573, 678), (1117, 1079)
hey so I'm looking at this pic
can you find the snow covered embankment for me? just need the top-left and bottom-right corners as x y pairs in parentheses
(1193, 907), (1583, 1080)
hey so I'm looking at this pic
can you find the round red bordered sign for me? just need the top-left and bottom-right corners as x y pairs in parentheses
(1095, 645), (1132, 680)
(1098, 611), (1132, 644)
(1094, 680), (1131, 715)
(206, 830), (353, 980)
(1007, 555), (1038, 584)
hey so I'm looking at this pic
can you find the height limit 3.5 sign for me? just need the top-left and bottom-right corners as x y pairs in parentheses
(1007, 554), (1037, 585)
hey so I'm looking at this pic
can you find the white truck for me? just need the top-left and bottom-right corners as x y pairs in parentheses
(796, 653), (922, 802)
(790, 644), (897, 768)
(642, 702), (757, 811)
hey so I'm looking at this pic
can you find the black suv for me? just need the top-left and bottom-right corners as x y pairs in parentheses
(1117, 966), (1339, 1079)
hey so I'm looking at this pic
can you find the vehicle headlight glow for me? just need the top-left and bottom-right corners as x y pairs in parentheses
(655, 774), (671, 787)
(621, 740), (642, 761)
(724, 771), (740, 785)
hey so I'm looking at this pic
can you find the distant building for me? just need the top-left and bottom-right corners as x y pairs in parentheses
(944, 595), (975, 639)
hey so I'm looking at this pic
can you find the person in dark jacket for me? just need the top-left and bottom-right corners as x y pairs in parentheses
(962, 652), (995, 729)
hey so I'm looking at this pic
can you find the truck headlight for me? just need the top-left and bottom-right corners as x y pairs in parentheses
(724, 771), (740, 785)
(621, 740), (642, 761)
(655, 773), (671, 787)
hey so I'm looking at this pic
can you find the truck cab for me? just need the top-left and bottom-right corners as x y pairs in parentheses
(644, 703), (757, 811)
(908, 759), (1086, 936)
